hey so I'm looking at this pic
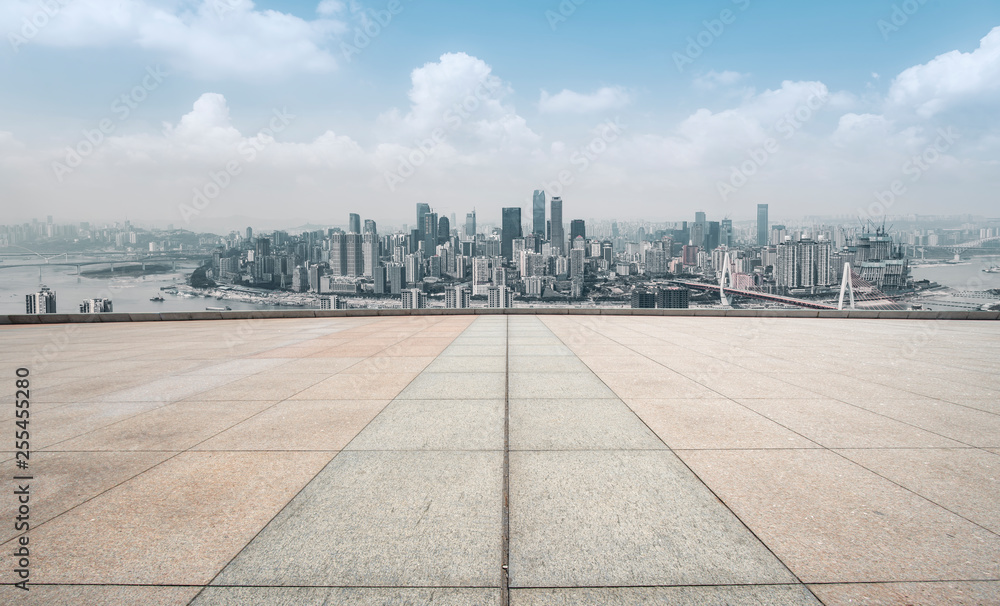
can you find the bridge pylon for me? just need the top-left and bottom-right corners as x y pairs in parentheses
(838, 263), (855, 311)
(719, 252), (734, 307)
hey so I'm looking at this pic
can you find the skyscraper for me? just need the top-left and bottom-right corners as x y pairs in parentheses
(570, 219), (586, 243)
(438, 216), (450, 245)
(423, 212), (438, 254)
(721, 218), (733, 248)
(501, 207), (522, 261)
(550, 197), (564, 255)
(465, 210), (476, 237)
(330, 232), (346, 276)
(349, 213), (361, 234)
(362, 231), (378, 278)
(757, 204), (769, 246)
(416, 203), (430, 238)
(532, 190), (546, 236)
(346, 233), (364, 277)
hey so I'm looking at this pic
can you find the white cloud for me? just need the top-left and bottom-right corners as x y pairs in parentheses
(888, 26), (1000, 118)
(538, 87), (632, 114)
(2, 0), (346, 79)
(377, 52), (539, 152)
(693, 70), (748, 90)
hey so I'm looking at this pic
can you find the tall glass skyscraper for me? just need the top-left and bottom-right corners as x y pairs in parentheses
(501, 207), (522, 261)
(416, 203), (430, 238)
(532, 190), (546, 236)
(349, 213), (361, 234)
(550, 197), (564, 255)
(757, 204), (769, 246)
(465, 210), (476, 237)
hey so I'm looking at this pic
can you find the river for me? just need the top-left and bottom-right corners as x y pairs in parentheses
(0, 259), (281, 315)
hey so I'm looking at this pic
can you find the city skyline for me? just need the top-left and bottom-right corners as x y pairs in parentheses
(2, 2), (1000, 225)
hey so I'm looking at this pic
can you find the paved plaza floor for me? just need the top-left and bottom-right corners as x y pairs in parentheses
(1, 315), (998, 605)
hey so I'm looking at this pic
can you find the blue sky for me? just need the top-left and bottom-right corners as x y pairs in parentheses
(2, 0), (999, 229)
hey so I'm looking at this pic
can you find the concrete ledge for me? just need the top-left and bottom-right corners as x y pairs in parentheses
(37, 314), (74, 324)
(3, 308), (997, 325)
(6, 315), (41, 324)
(127, 313), (161, 322)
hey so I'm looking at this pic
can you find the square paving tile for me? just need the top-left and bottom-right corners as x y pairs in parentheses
(16, 586), (201, 606)
(0, 451), (172, 544)
(424, 355), (507, 373)
(48, 400), (277, 451)
(193, 587), (502, 605)
(28, 451), (334, 585)
(808, 581), (1000, 606)
(510, 586), (821, 605)
(212, 451), (502, 587)
(195, 400), (390, 451)
(597, 372), (720, 399)
(346, 399), (504, 451)
(735, 398), (964, 449)
(679, 449), (1000, 583)
(509, 450), (797, 587)
(510, 398), (664, 451)
(627, 398), (818, 450)
(836, 447), (1000, 533)
(847, 398), (1000, 447)
(289, 373), (418, 400)
(398, 372), (506, 400)
(507, 371), (615, 399)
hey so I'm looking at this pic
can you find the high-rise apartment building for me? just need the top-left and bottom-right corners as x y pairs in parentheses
(657, 287), (690, 309)
(401, 288), (427, 309)
(488, 286), (513, 309)
(446, 286), (470, 309)
(26, 286), (57, 314)
(570, 247), (585, 278)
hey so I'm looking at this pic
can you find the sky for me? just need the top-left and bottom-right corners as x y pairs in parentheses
(1, 0), (999, 230)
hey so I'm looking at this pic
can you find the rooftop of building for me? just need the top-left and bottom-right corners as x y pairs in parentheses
(2, 313), (999, 605)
